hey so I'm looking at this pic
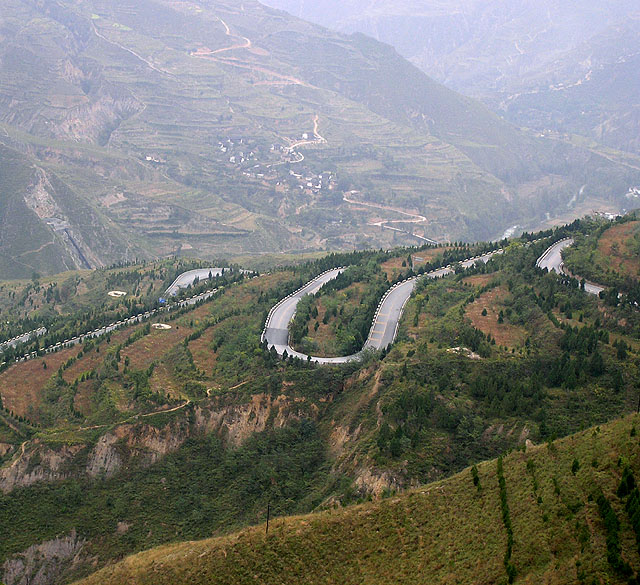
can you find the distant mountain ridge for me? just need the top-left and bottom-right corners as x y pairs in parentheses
(0, 0), (638, 277)
(262, 0), (640, 156)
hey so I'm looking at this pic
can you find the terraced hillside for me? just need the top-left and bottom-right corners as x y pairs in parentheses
(1, 0), (639, 277)
(263, 0), (640, 156)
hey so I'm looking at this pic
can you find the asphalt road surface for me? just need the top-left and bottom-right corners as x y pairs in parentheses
(536, 239), (605, 295)
(262, 250), (501, 364)
(261, 268), (351, 364)
(536, 238), (573, 274)
(165, 268), (225, 296)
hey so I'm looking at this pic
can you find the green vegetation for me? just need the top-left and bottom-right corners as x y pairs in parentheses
(563, 214), (640, 306)
(596, 492), (634, 578)
(497, 457), (516, 583)
(0, 260), (245, 369)
(290, 259), (388, 356)
(621, 469), (640, 559)
(73, 413), (640, 585)
(0, 420), (333, 569)
(1, 221), (640, 583)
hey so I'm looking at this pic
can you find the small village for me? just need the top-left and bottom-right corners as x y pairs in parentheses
(216, 134), (337, 196)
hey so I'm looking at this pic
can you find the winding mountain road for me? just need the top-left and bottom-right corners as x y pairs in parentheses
(3, 238), (610, 368)
(262, 250), (500, 364)
(343, 192), (438, 245)
(165, 268), (225, 297)
(264, 237), (612, 365)
(536, 238), (605, 295)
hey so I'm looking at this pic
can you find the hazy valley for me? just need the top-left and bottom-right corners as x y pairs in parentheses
(0, 0), (638, 277)
(263, 0), (640, 156)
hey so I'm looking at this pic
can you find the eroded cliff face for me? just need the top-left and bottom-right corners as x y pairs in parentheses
(0, 443), (85, 493)
(85, 417), (192, 478)
(0, 393), (315, 585)
(2, 530), (86, 585)
(23, 168), (104, 270)
(353, 466), (405, 497)
(194, 393), (304, 447)
(0, 393), (306, 492)
(1, 48), (143, 148)
(0, 384), (406, 585)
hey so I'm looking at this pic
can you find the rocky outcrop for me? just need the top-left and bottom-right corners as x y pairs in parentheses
(0, 393), (309, 492)
(23, 168), (105, 270)
(85, 418), (191, 478)
(0, 443), (84, 494)
(2, 530), (86, 585)
(195, 393), (303, 447)
(353, 467), (404, 497)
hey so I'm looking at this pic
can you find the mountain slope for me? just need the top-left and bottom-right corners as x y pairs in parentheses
(0, 144), (128, 279)
(502, 21), (640, 156)
(0, 0), (638, 277)
(262, 0), (640, 156)
(2, 221), (640, 584)
(74, 412), (640, 585)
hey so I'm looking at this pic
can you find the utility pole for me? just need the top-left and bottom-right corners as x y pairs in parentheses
(266, 500), (271, 536)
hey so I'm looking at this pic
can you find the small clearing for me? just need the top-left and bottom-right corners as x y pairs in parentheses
(465, 287), (527, 348)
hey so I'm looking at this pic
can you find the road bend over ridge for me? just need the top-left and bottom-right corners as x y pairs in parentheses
(4, 239), (611, 368)
(262, 250), (501, 364)
(536, 238), (605, 296)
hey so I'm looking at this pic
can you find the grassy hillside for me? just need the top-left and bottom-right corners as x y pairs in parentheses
(74, 412), (640, 585)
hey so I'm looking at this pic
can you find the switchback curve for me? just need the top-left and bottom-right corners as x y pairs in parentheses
(262, 251), (501, 364)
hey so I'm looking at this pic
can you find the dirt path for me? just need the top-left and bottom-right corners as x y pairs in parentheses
(191, 16), (312, 88)
(286, 115), (327, 151)
(228, 380), (248, 391)
(193, 17), (252, 55)
(43, 401), (192, 437)
(211, 17), (251, 54)
(4, 400), (192, 468)
(195, 53), (312, 87)
(9, 441), (28, 469)
(92, 24), (172, 77)
(140, 400), (191, 417)
(343, 191), (438, 244)
(19, 240), (56, 257)
(313, 115), (325, 142)
(343, 191), (427, 225)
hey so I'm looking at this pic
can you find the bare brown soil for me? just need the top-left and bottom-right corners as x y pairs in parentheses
(597, 220), (640, 279)
(465, 287), (527, 348)
(0, 346), (80, 418)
